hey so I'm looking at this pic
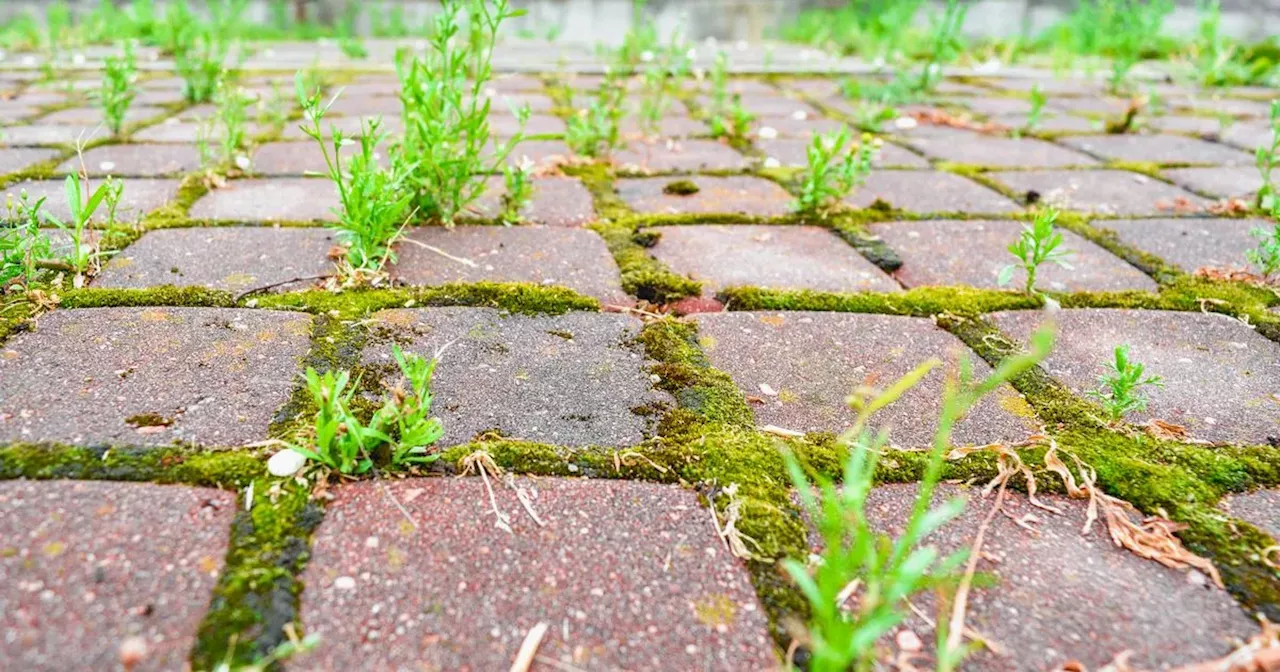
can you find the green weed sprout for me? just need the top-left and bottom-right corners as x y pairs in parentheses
(296, 75), (415, 275)
(100, 41), (137, 137)
(1086, 345), (1163, 421)
(1256, 101), (1280, 211)
(998, 207), (1072, 295)
(501, 156), (535, 225)
(1, 191), (53, 287)
(706, 51), (755, 139)
(285, 345), (444, 475)
(394, 0), (527, 226)
(1104, 0), (1174, 94)
(1025, 83), (1046, 132)
(338, 2), (367, 59)
(915, 0), (968, 93)
(797, 129), (879, 215)
(786, 325), (1056, 672)
(214, 83), (254, 169)
(566, 76), (625, 157)
(1246, 222), (1280, 280)
(176, 29), (229, 103)
(41, 174), (113, 281)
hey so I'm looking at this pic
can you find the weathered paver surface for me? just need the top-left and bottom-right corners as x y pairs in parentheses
(616, 175), (794, 217)
(1059, 133), (1255, 165)
(901, 127), (1099, 168)
(467, 176), (597, 227)
(366, 308), (668, 447)
(649, 224), (900, 295)
(990, 309), (1280, 444)
(392, 227), (629, 304)
(0, 480), (237, 672)
(189, 178), (339, 222)
(756, 137), (930, 168)
(297, 477), (778, 671)
(849, 484), (1256, 670)
(870, 219), (1157, 292)
(692, 312), (1038, 446)
(1162, 166), (1264, 200)
(0, 307), (312, 446)
(1099, 218), (1269, 274)
(1221, 489), (1280, 539)
(845, 170), (1021, 214)
(95, 227), (338, 292)
(56, 144), (204, 177)
(0, 147), (58, 173)
(987, 169), (1211, 215)
(613, 139), (752, 172)
(0, 178), (180, 225)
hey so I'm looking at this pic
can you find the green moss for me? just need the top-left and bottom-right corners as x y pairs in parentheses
(591, 221), (702, 303)
(0, 443), (262, 488)
(252, 283), (599, 318)
(720, 285), (1042, 316)
(663, 179), (701, 195)
(60, 286), (237, 308)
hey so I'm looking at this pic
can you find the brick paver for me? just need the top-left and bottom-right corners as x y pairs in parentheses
(990, 309), (1280, 444)
(692, 311), (1038, 446)
(0, 124), (109, 146)
(96, 227), (337, 292)
(0, 307), (312, 446)
(1059, 134), (1253, 165)
(616, 175), (794, 217)
(1099, 218), (1269, 274)
(56, 144), (203, 177)
(0, 178), (180, 225)
(756, 137), (930, 168)
(297, 477), (777, 670)
(0, 480), (237, 672)
(1162, 166), (1264, 200)
(613, 139), (752, 172)
(870, 219), (1157, 292)
(987, 169), (1211, 216)
(188, 178), (339, 222)
(844, 170), (1021, 214)
(468, 176), (597, 227)
(648, 224), (900, 295)
(0, 147), (58, 173)
(901, 128), (1099, 168)
(392, 227), (628, 304)
(366, 308), (668, 447)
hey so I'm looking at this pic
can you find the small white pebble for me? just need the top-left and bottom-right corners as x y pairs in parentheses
(894, 117), (918, 130)
(99, 161), (116, 172)
(334, 576), (356, 590)
(266, 449), (307, 477)
(757, 126), (778, 140)
(364, 537), (380, 549)
(762, 157), (781, 169)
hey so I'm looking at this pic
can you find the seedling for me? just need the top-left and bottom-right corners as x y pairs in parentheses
(797, 129), (879, 214)
(999, 207), (1073, 295)
(100, 41), (137, 136)
(1086, 345), (1163, 421)
(566, 79), (625, 157)
(1, 191), (53, 288)
(394, 0), (527, 226)
(297, 75), (415, 275)
(42, 173), (112, 282)
(1256, 101), (1280, 211)
(213, 83), (254, 169)
(779, 0), (923, 64)
(706, 51), (755, 139)
(500, 156), (535, 224)
(176, 30), (229, 103)
(637, 62), (674, 137)
(337, 2), (367, 59)
(1025, 83), (1047, 132)
(1104, 0), (1174, 94)
(1246, 222), (1280, 280)
(787, 326), (1056, 672)
(285, 345), (444, 475)
(915, 0), (968, 93)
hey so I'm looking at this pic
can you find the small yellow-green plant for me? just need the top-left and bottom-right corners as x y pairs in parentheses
(1085, 344), (1163, 421)
(705, 51), (755, 139)
(786, 325), (1056, 672)
(500, 156), (535, 224)
(566, 75), (625, 156)
(100, 41), (137, 136)
(998, 207), (1072, 295)
(1, 191), (53, 287)
(297, 75), (415, 275)
(1256, 101), (1280, 211)
(1025, 83), (1046, 131)
(915, 0), (969, 92)
(176, 28), (229, 103)
(199, 82), (254, 170)
(797, 129), (879, 214)
(1246, 222), (1280, 280)
(285, 345), (444, 475)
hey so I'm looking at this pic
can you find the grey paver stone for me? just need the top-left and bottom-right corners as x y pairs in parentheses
(870, 219), (1156, 292)
(0, 124), (108, 146)
(95, 227), (337, 292)
(1221, 489), (1280, 539)
(133, 120), (272, 143)
(36, 105), (168, 126)
(649, 224), (900, 295)
(691, 311), (1038, 446)
(56, 143), (203, 177)
(901, 128), (1099, 167)
(1162, 166), (1264, 199)
(0, 178), (180, 225)
(756, 137), (929, 168)
(0, 147), (58, 173)
(392, 226), (627, 304)
(0, 307), (312, 445)
(0, 480), (237, 672)
(616, 175), (794, 217)
(987, 169), (1210, 216)
(613, 139), (751, 172)
(188, 178), (338, 222)
(467, 175), (597, 227)
(366, 308), (668, 447)
(1099, 217), (1271, 274)
(990, 308), (1280, 444)
(297, 477), (777, 671)
(1059, 134), (1252, 165)
(844, 170), (1021, 214)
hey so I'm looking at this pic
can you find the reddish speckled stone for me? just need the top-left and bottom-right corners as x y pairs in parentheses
(613, 139), (751, 172)
(1059, 134), (1252, 166)
(188, 178), (339, 222)
(987, 169), (1211, 216)
(296, 477), (778, 671)
(0, 480), (237, 672)
(616, 176), (793, 217)
(467, 176), (597, 227)
(844, 170), (1020, 214)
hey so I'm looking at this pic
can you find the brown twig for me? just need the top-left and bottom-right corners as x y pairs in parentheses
(233, 274), (333, 302)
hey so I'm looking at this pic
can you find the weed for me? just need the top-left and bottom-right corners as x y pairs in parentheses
(500, 156), (535, 225)
(706, 51), (755, 139)
(1085, 344), (1163, 421)
(100, 41), (137, 137)
(176, 29), (230, 103)
(1025, 83), (1047, 131)
(797, 129), (879, 215)
(338, 2), (367, 59)
(618, 0), (661, 66)
(394, 0), (527, 226)
(1246, 222), (1280, 279)
(786, 326), (1055, 671)
(779, 0), (924, 64)
(212, 633), (320, 672)
(1, 192), (53, 288)
(998, 207), (1072, 295)
(566, 75), (625, 157)
(285, 345), (443, 475)
(915, 0), (969, 93)
(210, 83), (254, 169)
(296, 75), (415, 275)
(103, 176), (124, 228)
(1256, 101), (1280, 211)
(42, 174), (113, 283)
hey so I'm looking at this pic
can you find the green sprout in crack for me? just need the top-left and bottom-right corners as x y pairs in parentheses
(1023, 83), (1046, 134)
(797, 128), (879, 215)
(914, 0), (968, 94)
(998, 207), (1073, 296)
(566, 74), (625, 157)
(281, 345), (444, 476)
(198, 82), (254, 171)
(1085, 344), (1163, 422)
(1246, 221), (1280, 281)
(500, 156), (536, 225)
(42, 173), (116, 284)
(786, 326), (1055, 672)
(394, 0), (527, 227)
(706, 51), (755, 140)
(100, 40), (137, 137)
(296, 74), (415, 278)
(1256, 101), (1280, 212)
(175, 28), (230, 104)
(1, 191), (54, 288)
